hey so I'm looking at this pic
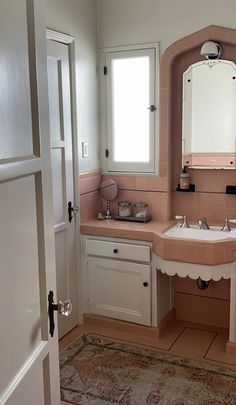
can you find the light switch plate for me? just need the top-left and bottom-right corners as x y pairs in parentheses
(82, 142), (88, 158)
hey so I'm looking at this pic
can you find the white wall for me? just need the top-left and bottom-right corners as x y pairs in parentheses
(46, 0), (100, 173)
(97, 0), (236, 53)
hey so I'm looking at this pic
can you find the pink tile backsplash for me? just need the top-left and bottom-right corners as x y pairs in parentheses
(172, 191), (236, 225)
(103, 189), (168, 221)
(80, 191), (102, 223)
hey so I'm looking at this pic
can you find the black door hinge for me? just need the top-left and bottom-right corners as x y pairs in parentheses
(105, 149), (109, 158)
(104, 66), (108, 75)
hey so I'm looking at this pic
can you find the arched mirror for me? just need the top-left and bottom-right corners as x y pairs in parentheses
(100, 179), (118, 219)
(182, 59), (236, 168)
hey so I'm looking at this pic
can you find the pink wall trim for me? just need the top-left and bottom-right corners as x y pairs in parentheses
(79, 169), (102, 195)
(183, 153), (236, 168)
(79, 170), (102, 222)
(226, 341), (236, 354)
(83, 313), (161, 338)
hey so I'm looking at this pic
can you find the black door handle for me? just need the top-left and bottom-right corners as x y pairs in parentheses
(68, 201), (73, 222)
(68, 201), (79, 223)
(48, 291), (72, 337)
(48, 291), (58, 338)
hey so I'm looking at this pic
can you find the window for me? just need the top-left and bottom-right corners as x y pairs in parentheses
(100, 44), (159, 173)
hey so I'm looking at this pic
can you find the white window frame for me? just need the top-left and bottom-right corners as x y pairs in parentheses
(99, 43), (159, 174)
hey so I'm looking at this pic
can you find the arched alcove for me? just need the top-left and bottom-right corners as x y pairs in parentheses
(159, 25), (236, 218)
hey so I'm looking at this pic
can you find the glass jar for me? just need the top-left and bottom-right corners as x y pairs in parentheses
(118, 200), (132, 217)
(133, 201), (149, 218)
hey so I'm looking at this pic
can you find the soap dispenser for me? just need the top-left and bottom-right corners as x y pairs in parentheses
(180, 166), (190, 190)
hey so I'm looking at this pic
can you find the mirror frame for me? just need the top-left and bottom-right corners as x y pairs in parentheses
(182, 59), (236, 169)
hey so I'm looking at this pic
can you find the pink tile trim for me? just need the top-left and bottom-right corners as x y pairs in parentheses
(83, 313), (160, 338)
(80, 169), (101, 180)
(183, 153), (236, 168)
(226, 341), (236, 354)
(79, 170), (102, 195)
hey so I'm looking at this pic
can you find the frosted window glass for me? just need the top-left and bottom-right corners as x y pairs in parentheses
(112, 57), (150, 162)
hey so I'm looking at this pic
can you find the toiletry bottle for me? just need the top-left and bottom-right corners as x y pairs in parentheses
(180, 166), (190, 190)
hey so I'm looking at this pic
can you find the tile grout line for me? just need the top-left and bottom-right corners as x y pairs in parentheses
(175, 291), (230, 302)
(203, 332), (218, 359)
(167, 326), (187, 351)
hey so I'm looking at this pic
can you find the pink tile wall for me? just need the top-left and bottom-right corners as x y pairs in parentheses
(174, 276), (230, 300)
(163, 25), (236, 319)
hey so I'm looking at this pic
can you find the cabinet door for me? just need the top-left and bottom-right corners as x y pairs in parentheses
(88, 258), (151, 326)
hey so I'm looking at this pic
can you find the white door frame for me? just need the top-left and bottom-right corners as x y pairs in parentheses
(46, 29), (82, 325)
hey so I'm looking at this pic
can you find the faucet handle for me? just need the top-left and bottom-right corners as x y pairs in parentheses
(229, 219), (236, 224)
(174, 215), (189, 228)
(175, 215), (184, 220)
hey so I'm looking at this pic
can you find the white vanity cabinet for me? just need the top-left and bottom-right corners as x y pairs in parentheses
(83, 237), (152, 326)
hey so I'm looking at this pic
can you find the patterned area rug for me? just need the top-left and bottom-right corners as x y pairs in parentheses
(60, 334), (236, 404)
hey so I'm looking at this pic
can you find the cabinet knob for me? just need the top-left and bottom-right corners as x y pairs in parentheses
(143, 281), (148, 287)
(113, 248), (118, 254)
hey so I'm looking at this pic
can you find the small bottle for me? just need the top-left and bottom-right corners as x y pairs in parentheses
(180, 166), (190, 190)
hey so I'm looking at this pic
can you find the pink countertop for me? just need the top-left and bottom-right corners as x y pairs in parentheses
(81, 219), (236, 265)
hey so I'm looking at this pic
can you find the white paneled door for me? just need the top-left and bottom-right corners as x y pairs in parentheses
(47, 38), (78, 338)
(0, 1), (60, 404)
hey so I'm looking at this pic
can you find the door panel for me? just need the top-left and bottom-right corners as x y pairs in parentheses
(47, 39), (78, 338)
(0, 0), (35, 160)
(47, 57), (64, 144)
(0, 1), (60, 403)
(7, 362), (45, 405)
(51, 147), (66, 225)
(55, 231), (68, 300)
(0, 176), (41, 394)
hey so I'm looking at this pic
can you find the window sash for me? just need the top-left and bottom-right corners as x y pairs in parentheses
(106, 48), (156, 173)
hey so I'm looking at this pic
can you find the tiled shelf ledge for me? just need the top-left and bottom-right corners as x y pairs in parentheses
(176, 184), (195, 192)
(226, 185), (236, 194)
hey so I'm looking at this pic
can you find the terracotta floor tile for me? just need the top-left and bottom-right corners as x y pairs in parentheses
(205, 331), (236, 366)
(169, 327), (216, 359)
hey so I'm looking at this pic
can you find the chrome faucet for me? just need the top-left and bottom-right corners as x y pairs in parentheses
(198, 217), (209, 230)
(222, 218), (236, 231)
(175, 215), (190, 228)
(222, 219), (231, 232)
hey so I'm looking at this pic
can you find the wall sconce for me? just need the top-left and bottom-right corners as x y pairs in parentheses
(200, 41), (222, 60)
